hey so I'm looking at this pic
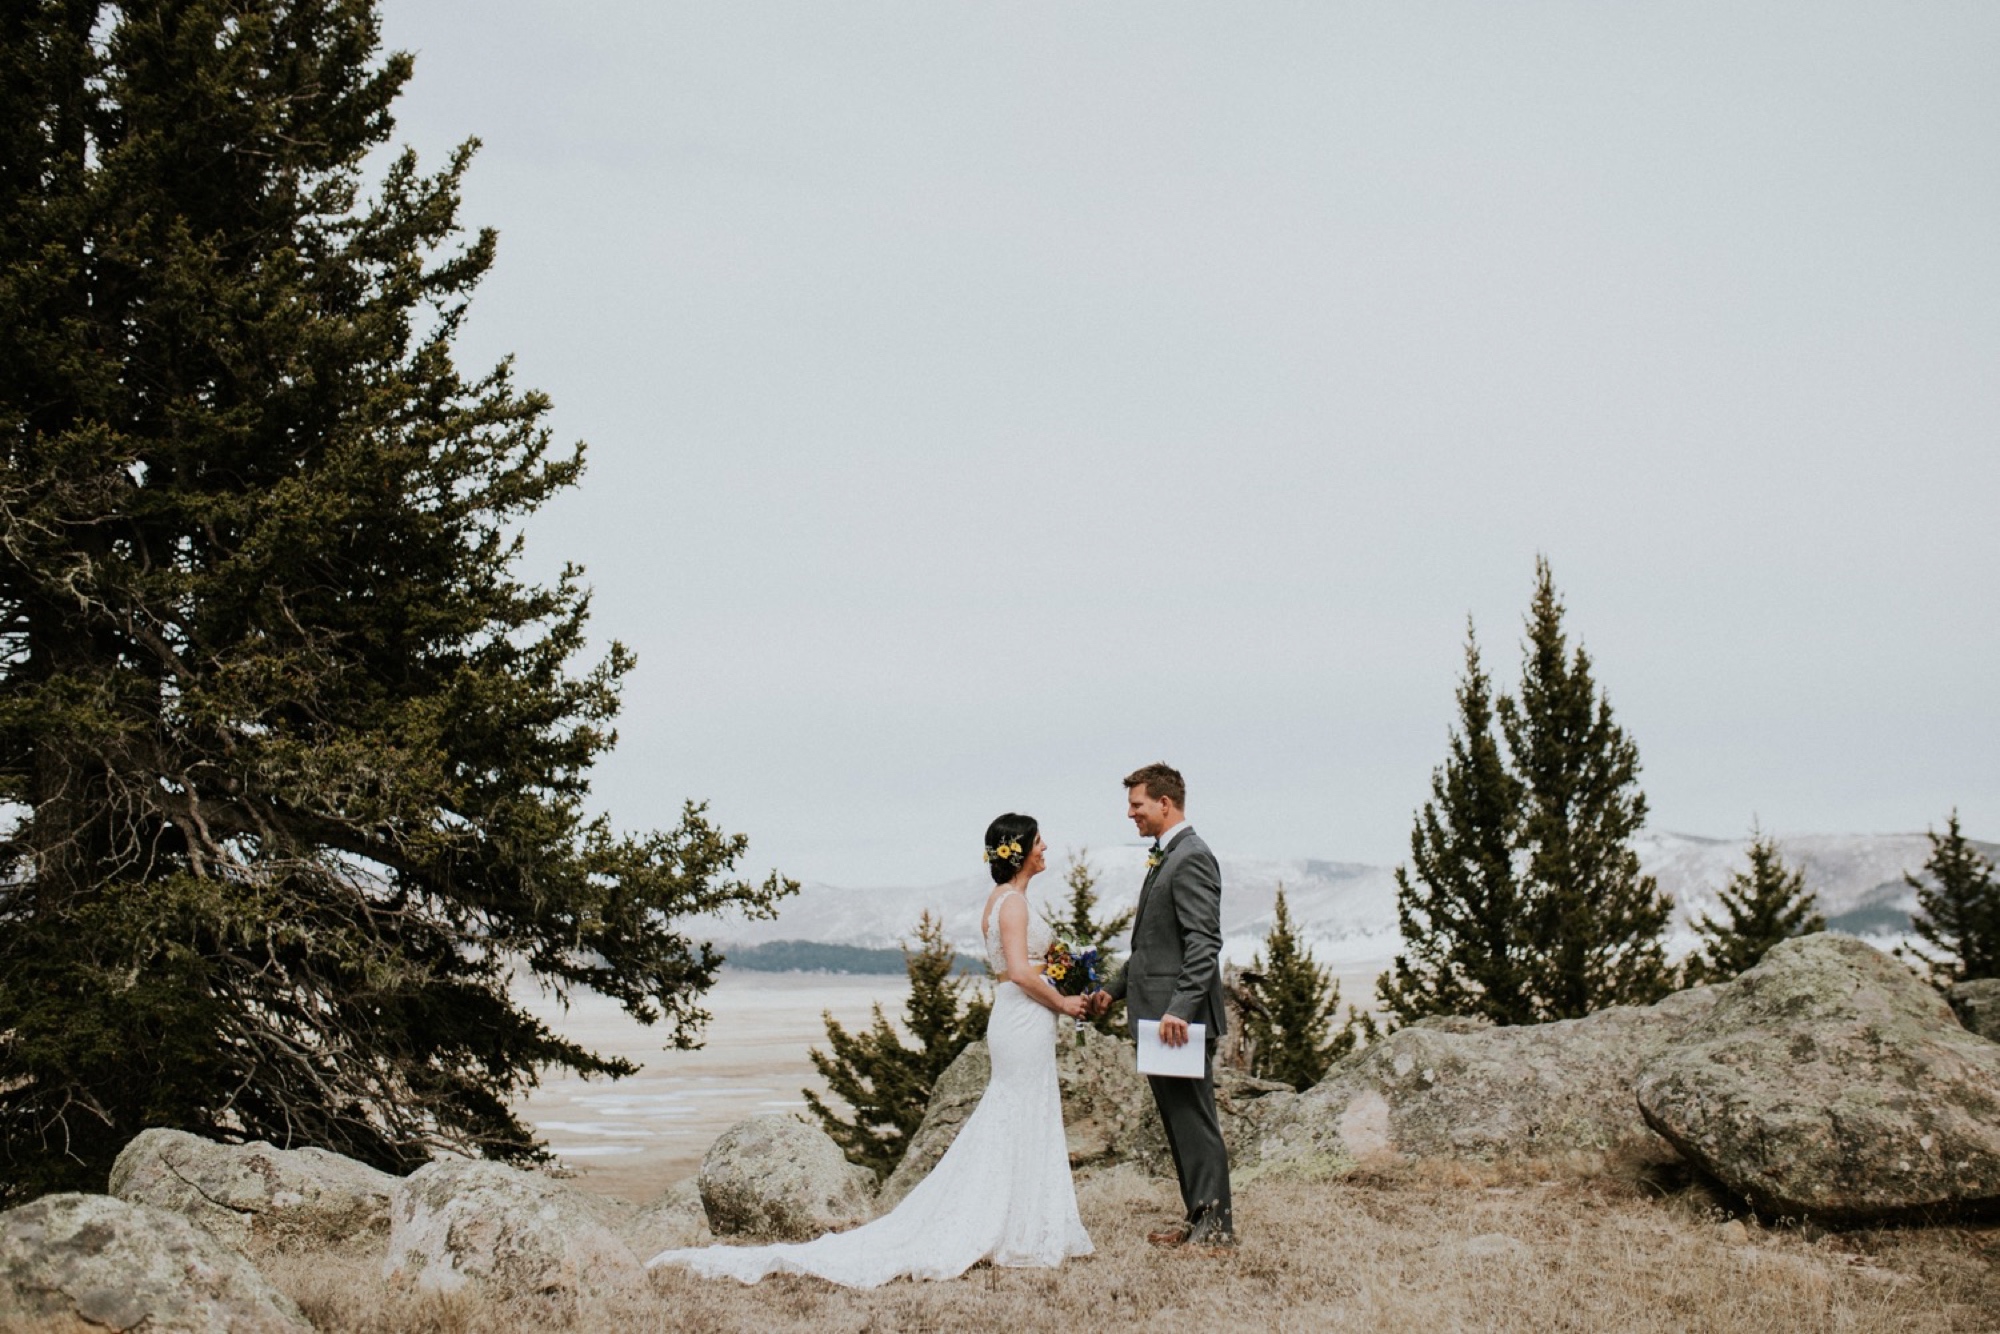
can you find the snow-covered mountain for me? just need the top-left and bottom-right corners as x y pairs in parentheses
(692, 831), (1994, 972)
(1633, 830), (1972, 948)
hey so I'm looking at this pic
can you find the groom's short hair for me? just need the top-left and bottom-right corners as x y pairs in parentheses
(1124, 763), (1185, 809)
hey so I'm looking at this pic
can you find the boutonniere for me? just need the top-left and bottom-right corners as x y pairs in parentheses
(1146, 848), (1165, 871)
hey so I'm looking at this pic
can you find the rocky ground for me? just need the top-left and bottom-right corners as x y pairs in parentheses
(5, 935), (1999, 1331)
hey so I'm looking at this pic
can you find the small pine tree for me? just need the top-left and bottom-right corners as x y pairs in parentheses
(1378, 626), (1532, 1026)
(1685, 828), (1824, 984)
(1899, 812), (2000, 987)
(1499, 558), (1675, 1019)
(1245, 887), (1372, 1090)
(803, 912), (991, 1178)
(1385, 560), (1674, 1028)
(1042, 849), (1135, 1035)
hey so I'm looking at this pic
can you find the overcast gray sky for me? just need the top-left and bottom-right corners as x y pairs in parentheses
(376, 2), (1997, 887)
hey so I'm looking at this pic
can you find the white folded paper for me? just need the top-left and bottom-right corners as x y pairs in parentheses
(1135, 1019), (1207, 1078)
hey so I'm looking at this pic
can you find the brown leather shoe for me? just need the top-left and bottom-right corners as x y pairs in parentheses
(1146, 1223), (1191, 1247)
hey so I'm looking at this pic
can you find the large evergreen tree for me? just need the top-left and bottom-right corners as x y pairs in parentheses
(1382, 560), (1672, 1028)
(1377, 626), (1531, 1025)
(1499, 558), (1673, 1018)
(1899, 812), (2000, 987)
(1245, 886), (1369, 1091)
(0, 0), (792, 1200)
(1684, 828), (1824, 984)
(804, 912), (990, 1179)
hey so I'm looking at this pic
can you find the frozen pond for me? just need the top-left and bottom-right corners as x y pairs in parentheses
(509, 969), (912, 1202)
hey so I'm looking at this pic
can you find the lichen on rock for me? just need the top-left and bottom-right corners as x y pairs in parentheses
(695, 1113), (874, 1240)
(1252, 985), (1724, 1174)
(109, 1127), (397, 1257)
(1635, 933), (2000, 1223)
(0, 1191), (310, 1333)
(381, 1157), (646, 1300)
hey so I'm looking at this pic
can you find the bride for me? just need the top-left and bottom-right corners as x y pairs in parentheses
(647, 813), (1095, 1286)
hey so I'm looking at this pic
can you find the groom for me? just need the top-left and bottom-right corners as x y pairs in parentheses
(1091, 762), (1234, 1250)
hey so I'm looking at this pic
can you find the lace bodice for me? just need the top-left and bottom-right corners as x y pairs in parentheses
(981, 888), (1051, 976)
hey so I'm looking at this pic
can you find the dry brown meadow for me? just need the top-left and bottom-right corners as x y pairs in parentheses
(268, 1159), (1998, 1333)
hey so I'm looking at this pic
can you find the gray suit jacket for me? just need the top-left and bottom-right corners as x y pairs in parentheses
(1106, 828), (1227, 1038)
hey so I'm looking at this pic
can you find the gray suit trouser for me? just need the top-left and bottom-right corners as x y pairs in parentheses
(1147, 1040), (1232, 1233)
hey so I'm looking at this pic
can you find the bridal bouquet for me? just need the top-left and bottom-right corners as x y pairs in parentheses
(1042, 937), (1101, 1041)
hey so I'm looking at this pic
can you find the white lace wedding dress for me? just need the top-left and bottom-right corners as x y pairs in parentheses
(647, 889), (1093, 1286)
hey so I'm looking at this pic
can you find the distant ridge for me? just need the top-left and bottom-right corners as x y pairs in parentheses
(719, 939), (985, 976)
(689, 830), (1998, 973)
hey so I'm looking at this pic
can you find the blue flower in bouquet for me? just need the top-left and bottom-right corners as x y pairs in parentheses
(1074, 944), (1100, 990)
(1044, 936), (1103, 1040)
(1043, 936), (1100, 997)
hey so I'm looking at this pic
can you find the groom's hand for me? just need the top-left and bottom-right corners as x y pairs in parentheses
(1158, 1014), (1190, 1047)
(1087, 991), (1112, 1018)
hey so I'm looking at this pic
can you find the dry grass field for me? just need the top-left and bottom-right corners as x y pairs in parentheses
(268, 1159), (1999, 1333)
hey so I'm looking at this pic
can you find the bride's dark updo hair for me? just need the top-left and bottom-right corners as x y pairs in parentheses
(983, 813), (1038, 884)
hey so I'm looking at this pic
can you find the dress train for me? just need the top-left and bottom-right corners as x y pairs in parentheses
(648, 900), (1091, 1287)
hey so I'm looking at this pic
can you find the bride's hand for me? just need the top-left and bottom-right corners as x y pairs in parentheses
(1056, 994), (1088, 1019)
